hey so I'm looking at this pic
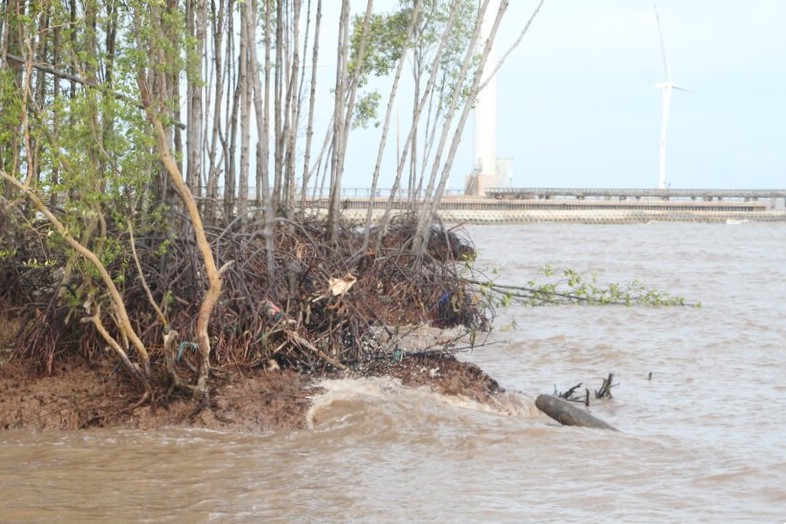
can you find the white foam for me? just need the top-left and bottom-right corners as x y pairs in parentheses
(305, 376), (538, 430)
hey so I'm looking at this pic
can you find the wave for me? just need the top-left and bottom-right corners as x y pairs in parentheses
(305, 376), (539, 433)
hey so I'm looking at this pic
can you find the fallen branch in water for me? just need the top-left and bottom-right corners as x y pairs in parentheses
(595, 373), (618, 399)
(536, 394), (617, 431)
(467, 265), (699, 307)
(556, 382), (589, 406)
(556, 372), (618, 407)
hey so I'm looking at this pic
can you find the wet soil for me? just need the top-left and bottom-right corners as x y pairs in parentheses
(0, 352), (504, 433)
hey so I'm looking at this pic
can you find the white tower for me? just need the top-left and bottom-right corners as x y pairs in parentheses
(469, 0), (499, 196)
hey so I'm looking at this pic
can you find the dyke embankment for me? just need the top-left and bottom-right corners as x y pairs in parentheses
(315, 190), (786, 224)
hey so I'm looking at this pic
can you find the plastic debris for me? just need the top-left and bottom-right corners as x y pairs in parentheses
(263, 300), (283, 321)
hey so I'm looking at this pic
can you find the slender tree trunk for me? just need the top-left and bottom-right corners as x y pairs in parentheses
(408, 53), (420, 207)
(377, 0), (462, 247)
(300, 0), (322, 209)
(31, 4), (50, 188)
(0, 0), (24, 193)
(417, 67), (445, 199)
(225, 0), (239, 219)
(102, 0), (119, 200)
(272, 0), (285, 209)
(48, 15), (61, 208)
(327, 0), (350, 237)
(186, 0), (207, 197)
(206, 0), (226, 222)
(328, 0), (373, 239)
(237, 0), (252, 219)
(283, 0), (301, 212)
(262, 0), (272, 211)
(166, 0), (183, 182)
(415, 0), (509, 261)
(361, 0), (422, 251)
(250, 0), (276, 283)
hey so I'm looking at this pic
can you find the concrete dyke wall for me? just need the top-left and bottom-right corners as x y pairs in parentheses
(435, 209), (786, 224)
(324, 208), (786, 224)
(301, 192), (783, 224)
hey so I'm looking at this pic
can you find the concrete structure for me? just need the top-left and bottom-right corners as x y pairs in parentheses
(465, 0), (509, 197)
(485, 187), (786, 208)
(296, 188), (786, 224)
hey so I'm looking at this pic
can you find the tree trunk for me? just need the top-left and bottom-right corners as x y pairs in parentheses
(408, 54), (420, 208)
(283, 0), (301, 212)
(413, 0), (496, 262)
(138, 77), (225, 397)
(186, 0), (206, 197)
(250, 0), (276, 284)
(225, 0), (239, 220)
(205, 0), (227, 223)
(535, 394), (618, 431)
(272, 0), (285, 209)
(361, 0), (422, 251)
(262, 0), (272, 211)
(237, 0), (252, 219)
(326, 0), (350, 238)
(377, 0), (462, 248)
(300, 0), (322, 209)
(328, 0), (373, 240)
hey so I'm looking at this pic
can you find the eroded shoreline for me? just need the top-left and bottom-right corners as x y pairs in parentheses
(0, 353), (504, 433)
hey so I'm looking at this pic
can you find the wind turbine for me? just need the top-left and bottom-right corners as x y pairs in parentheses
(654, 3), (688, 189)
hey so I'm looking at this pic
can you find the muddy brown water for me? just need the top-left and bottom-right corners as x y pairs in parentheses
(2, 222), (785, 521)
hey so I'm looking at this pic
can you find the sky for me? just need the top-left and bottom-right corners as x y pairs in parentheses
(328, 0), (786, 190)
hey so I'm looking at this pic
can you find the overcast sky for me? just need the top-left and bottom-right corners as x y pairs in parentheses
(331, 1), (786, 190)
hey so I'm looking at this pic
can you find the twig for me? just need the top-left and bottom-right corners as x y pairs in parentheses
(595, 373), (617, 399)
(128, 220), (168, 327)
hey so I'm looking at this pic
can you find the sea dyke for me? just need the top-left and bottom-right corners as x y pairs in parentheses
(304, 188), (786, 224)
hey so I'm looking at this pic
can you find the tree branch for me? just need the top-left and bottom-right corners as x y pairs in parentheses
(5, 53), (186, 129)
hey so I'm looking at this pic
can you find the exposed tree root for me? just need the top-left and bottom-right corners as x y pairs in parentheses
(1, 209), (492, 410)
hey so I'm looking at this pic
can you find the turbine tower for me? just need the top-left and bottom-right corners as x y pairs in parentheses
(470, 0), (498, 196)
(654, 3), (687, 189)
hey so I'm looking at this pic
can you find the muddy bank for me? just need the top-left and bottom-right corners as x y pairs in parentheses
(0, 353), (504, 433)
(0, 212), (501, 433)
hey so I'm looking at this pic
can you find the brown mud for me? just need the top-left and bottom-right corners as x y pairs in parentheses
(0, 352), (503, 432)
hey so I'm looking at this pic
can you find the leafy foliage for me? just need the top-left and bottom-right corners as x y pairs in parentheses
(473, 265), (698, 308)
(348, 0), (479, 128)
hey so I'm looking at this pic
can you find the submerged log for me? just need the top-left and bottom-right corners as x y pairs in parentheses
(535, 394), (617, 431)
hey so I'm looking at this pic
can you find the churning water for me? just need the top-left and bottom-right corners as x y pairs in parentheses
(2, 222), (785, 522)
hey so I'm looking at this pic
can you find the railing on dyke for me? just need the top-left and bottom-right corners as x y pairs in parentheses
(485, 187), (786, 201)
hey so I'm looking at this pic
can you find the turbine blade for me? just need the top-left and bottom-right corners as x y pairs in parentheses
(673, 85), (693, 93)
(654, 2), (671, 82)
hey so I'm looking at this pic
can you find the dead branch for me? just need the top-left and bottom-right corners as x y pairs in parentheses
(595, 373), (617, 399)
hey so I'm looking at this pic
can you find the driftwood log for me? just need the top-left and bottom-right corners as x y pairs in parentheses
(535, 394), (617, 431)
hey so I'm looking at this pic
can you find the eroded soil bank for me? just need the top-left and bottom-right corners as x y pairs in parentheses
(0, 353), (503, 432)
(0, 214), (501, 433)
